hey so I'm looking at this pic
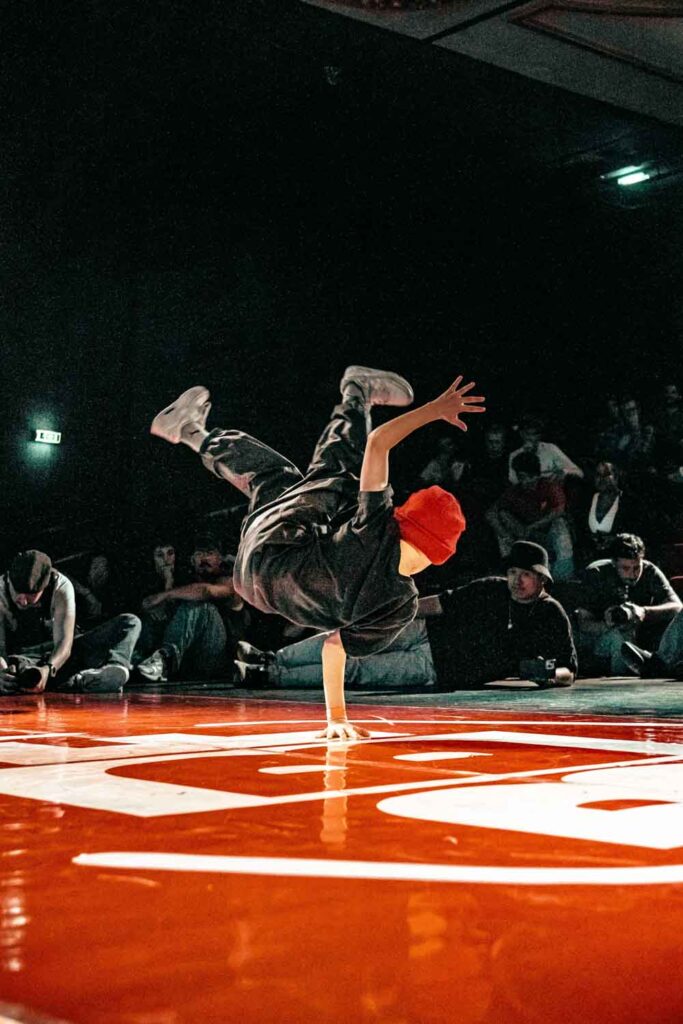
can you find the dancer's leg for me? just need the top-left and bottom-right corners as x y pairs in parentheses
(200, 431), (303, 513)
(287, 367), (413, 524)
(151, 386), (304, 513)
(274, 619), (435, 689)
(305, 367), (413, 484)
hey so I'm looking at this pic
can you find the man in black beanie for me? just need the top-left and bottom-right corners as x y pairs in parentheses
(0, 549), (141, 693)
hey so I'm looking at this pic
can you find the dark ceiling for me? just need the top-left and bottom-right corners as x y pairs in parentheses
(1, 0), (682, 552)
(4, 0), (683, 269)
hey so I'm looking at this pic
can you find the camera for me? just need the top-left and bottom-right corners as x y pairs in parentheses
(606, 603), (636, 627)
(519, 657), (556, 684)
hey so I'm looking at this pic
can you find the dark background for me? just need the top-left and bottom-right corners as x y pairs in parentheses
(2, 0), (682, 563)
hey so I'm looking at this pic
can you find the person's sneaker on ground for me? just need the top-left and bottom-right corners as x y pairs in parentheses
(236, 640), (273, 667)
(234, 661), (271, 688)
(136, 648), (172, 683)
(150, 386), (211, 444)
(620, 641), (650, 676)
(620, 641), (670, 679)
(340, 366), (413, 407)
(67, 664), (129, 693)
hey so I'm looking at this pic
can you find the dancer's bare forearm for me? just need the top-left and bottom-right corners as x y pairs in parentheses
(316, 631), (370, 742)
(360, 376), (485, 492)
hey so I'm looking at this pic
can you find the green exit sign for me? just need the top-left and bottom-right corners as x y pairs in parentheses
(33, 429), (62, 445)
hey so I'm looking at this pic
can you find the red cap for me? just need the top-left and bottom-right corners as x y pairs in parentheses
(393, 486), (466, 565)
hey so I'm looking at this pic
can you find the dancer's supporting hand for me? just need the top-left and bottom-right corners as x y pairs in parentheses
(318, 719), (371, 742)
(316, 631), (371, 742)
(429, 376), (486, 431)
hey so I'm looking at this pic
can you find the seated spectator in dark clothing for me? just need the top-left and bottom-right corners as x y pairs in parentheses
(456, 422), (511, 573)
(574, 533), (681, 676)
(417, 435), (470, 494)
(487, 451), (575, 580)
(653, 382), (683, 455)
(508, 415), (583, 485)
(598, 397), (656, 477)
(135, 535), (248, 682)
(573, 462), (647, 563)
(465, 423), (510, 510)
(0, 549), (140, 694)
(235, 541), (577, 692)
(135, 537), (181, 657)
(67, 549), (126, 627)
(593, 394), (623, 458)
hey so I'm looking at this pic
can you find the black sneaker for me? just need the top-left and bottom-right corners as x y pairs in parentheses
(620, 641), (649, 676)
(234, 661), (271, 688)
(236, 640), (273, 667)
(620, 642), (669, 679)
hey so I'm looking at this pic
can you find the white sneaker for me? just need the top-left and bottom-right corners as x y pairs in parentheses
(150, 386), (211, 444)
(69, 664), (129, 693)
(340, 366), (413, 407)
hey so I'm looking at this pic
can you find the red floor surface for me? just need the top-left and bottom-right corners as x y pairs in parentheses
(1, 694), (683, 1023)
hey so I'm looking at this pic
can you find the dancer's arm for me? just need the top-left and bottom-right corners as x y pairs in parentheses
(360, 376), (485, 492)
(317, 630), (370, 741)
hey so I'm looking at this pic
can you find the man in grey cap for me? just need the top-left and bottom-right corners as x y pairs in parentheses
(0, 549), (141, 693)
(235, 540), (577, 691)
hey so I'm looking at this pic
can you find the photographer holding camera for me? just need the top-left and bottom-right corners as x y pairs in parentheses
(574, 533), (681, 676)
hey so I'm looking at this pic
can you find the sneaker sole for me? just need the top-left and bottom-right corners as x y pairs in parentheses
(341, 366), (414, 406)
(150, 386), (211, 444)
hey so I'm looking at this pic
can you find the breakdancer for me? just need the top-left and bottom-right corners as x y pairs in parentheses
(151, 366), (485, 739)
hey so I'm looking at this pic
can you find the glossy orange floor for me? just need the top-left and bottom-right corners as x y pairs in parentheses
(2, 693), (683, 1024)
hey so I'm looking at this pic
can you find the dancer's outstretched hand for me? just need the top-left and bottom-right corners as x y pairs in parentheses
(431, 376), (486, 431)
(317, 719), (371, 742)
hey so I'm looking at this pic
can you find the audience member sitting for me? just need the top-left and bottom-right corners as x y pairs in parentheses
(462, 423), (509, 510)
(235, 541), (576, 691)
(593, 393), (623, 454)
(486, 451), (575, 580)
(135, 536), (181, 657)
(573, 461), (647, 564)
(67, 548), (126, 627)
(598, 396), (656, 476)
(653, 382), (683, 454)
(135, 534), (247, 683)
(456, 422), (510, 574)
(417, 435), (470, 493)
(573, 533), (681, 676)
(0, 549), (140, 694)
(508, 415), (583, 484)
